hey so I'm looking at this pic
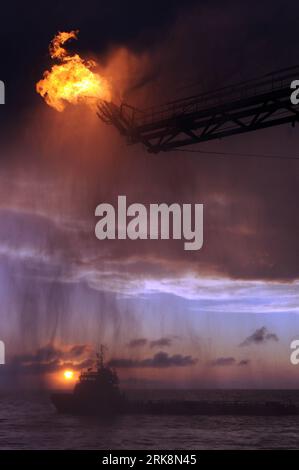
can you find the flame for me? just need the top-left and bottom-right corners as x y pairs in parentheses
(36, 30), (111, 111)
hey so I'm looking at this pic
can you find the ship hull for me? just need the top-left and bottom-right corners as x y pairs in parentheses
(51, 394), (298, 416)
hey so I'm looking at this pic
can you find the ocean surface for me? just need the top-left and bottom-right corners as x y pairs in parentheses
(0, 390), (299, 450)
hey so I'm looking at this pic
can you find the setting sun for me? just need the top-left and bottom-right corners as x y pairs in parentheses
(63, 370), (74, 381)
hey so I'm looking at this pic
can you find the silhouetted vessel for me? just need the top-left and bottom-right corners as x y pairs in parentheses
(51, 347), (299, 417)
(51, 346), (125, 416)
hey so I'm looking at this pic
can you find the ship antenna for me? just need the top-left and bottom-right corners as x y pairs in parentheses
(96, 344), (107, 370)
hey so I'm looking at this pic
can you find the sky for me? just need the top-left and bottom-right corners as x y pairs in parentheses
(0, 0), (299, 389)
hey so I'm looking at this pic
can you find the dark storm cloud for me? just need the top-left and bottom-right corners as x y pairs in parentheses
(127, 337), (174, 349)
(238, 359), (250, 366)
(209, 357), (249, 367)
(8, 343), (93, 374)
(150, 337), (173, 348)
(239, 327), (279, 347)
(0, 208), (74, 261)
(127, 338), (148, 348)
(69, 344), (91, 357)
(109, 351), (197, 368)
(1, 1), (195, 40)
(209, 357), (236, 367)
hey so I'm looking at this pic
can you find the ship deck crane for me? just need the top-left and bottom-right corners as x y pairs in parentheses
(97, 65), (299, 153)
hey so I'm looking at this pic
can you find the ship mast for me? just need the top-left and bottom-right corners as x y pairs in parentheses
(96, 344), (107, 371)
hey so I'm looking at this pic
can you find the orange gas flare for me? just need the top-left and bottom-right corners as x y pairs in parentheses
(36, 30), (111, 112)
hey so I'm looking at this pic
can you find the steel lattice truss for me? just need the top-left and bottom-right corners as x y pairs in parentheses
(97, 65), (299, 153)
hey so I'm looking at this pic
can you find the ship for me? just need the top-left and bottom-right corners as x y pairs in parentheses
(51, 346), (125, 416)
(51, 346), (299, 417)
